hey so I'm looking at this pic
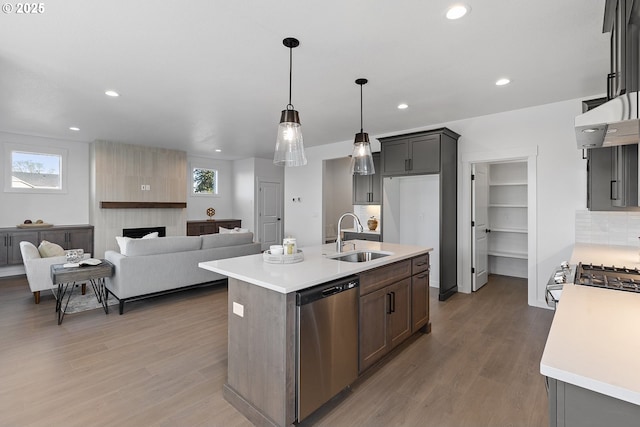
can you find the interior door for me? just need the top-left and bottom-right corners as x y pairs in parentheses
(472, 163), (489, 291)
(258, 179), (282, 251)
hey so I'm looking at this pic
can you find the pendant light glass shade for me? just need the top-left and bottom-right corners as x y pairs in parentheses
(274, 38), (307, 167)
(350, 78), (375, 175)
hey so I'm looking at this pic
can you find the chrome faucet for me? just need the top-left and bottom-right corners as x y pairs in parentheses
(336, 213), (364, 253)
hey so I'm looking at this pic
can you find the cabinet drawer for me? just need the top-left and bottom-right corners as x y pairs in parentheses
(343, 232), (381, 242)
(412, 253), (430, 274)
(359, 260), (411, 296)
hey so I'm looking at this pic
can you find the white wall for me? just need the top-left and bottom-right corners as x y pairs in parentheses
(187, 156), (234, 221)
(284, 98), (585, 307)
(0, 132), (90, 227)
(232, 157), (284, 234)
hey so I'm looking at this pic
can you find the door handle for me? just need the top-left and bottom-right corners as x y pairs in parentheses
(404, 159), (409, 171)
(486, 229), (491, 233)
(277, 218), (281, 221)
(390, 291), (396, 313)
(610, 180), (618, 200)
(386, 293), (392, 314)
(417, 274), (428, 279)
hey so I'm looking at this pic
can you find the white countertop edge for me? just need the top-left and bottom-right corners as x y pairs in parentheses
(198, 242), (432, 294)
(540, 363), (640, 406)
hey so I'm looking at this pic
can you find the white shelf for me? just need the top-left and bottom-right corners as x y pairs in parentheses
(490, 227), (527, 234)
(488, 250), (528, 259)
(488, 204), (527, 208)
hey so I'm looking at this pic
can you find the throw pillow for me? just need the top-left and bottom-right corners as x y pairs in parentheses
(38, 240), (65, 258)
(218, 226), (232, 234)
(115, 236), (132, 255)
(142, 232), (159, 239)
(219, 227), (249, 234)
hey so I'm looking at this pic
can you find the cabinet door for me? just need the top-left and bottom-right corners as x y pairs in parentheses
(381, 140), (409, 176)
(411, 271), (430, 332)
(370, 152), (382, 203)
(359, 287), (389, 372)
(67, 228), (94, 254)
(387, 278), (412, 350)
(0, 233), (7, 266)
(7, 231), (38, 264)
(39, 230), (68, 249)
(409, 135), (440, 174)
(186, 223), (201, 236)
(353, 172), (371, 204)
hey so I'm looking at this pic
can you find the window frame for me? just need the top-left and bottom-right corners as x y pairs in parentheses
(3, 142), (68, 194)
(191, 165), (219, 196)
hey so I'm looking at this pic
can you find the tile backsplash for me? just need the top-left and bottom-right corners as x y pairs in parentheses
(354, 205), (381, 232)
(576, 210), (640, 246)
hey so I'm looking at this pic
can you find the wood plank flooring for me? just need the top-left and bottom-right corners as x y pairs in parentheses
(0, 274), (553, 427)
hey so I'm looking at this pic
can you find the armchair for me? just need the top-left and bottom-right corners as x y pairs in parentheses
(19, 241), (87, 304)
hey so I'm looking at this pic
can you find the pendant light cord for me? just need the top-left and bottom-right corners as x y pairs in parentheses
(288, 46), (293, 110)
(360, 83), (364, 133)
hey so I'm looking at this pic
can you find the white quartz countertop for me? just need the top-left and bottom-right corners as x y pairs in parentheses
(540, 284), (640, 405)
(199, 240), (431, 294)
(570, 242), (640, 269)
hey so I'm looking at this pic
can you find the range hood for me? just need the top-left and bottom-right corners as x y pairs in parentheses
(575, 92), (640, 149)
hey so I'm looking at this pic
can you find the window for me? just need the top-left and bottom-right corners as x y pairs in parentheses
(4, 143), (67, 193)
(192, 167), (218, 195)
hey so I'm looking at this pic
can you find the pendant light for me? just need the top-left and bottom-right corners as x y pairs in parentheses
(350, 78), (375, 175)
(274, 37), (307, 167)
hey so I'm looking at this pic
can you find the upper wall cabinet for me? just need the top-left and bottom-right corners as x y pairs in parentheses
(353, 152), (381, 205)
(587, 144), (639, 210)
(380, 129), (458, 177)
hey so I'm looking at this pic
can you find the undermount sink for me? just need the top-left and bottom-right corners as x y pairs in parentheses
(329, 250), (391, 263)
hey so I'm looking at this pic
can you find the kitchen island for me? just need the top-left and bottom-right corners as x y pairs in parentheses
(540, 283), (640, 426)
(199, 240), (431, 427)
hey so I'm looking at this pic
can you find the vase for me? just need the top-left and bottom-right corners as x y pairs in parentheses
(367, 218), (378, 231)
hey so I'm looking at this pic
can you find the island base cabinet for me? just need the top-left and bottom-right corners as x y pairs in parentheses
(547, 377), (640, 427)
(411, 271), (430, 332)
(224, 278), (296, 427)
(387, 278), (411, 349)
(359, 287), (390, 371)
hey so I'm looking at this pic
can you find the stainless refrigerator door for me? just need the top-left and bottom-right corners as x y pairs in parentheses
(297, 286), (358, 421)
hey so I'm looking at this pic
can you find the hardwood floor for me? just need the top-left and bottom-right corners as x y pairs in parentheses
(0, 274), (553, 427)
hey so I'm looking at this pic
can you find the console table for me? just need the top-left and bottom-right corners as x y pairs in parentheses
(0, 224), (94, 267)
(186, 219), (241, 236)
(50, 260), (114, 324)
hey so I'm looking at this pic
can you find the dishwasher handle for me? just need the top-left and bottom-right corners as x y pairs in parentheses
(296, 275), (359, 306)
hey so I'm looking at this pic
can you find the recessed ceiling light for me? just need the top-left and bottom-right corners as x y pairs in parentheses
(215, 149), (222, 152)
(446, 4), (469, 20)
(105, 90), (120, 97)
(69, 126), (80, 131)
(495, 78), (511, 86)
(397, 103), (409, 110)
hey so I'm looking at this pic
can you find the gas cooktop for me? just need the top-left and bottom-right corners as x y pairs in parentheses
(576, 263), (640, 293)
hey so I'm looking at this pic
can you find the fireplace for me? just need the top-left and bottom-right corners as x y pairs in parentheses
(122, 226), (166, 238)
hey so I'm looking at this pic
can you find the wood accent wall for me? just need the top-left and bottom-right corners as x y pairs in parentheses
(90, 141), (188, 257)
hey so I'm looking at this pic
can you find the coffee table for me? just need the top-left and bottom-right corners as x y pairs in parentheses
(50, 260), (115, 325)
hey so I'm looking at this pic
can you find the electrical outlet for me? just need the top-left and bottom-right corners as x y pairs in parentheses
(140, 184), (145, 191)
(232, 302), (244, 317)
(145, 185), (151, 191)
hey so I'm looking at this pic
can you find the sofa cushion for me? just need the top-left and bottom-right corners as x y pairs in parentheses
(38, 240), (65, 258)
(201, 232), (254, 249)
(124, 236), (203, 257)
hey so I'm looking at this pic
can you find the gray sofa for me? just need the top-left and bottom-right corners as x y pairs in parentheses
(105, 232), (261, 314)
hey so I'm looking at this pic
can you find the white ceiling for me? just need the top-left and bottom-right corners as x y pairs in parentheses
(0, 0), (609, 160)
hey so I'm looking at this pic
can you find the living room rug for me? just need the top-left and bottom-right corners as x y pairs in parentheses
(53, 284), (119, 314)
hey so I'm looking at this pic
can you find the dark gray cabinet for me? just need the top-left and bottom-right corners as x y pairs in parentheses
(547, 377), (640, 427)
(0, 231), (38, 266)
(0, 225), (93, 266)
(186, 219), (242, 235)
(381, 134), (440, 176)
(587, 145), (638, 210)
(604, 0), (640, 98)
(379, 128), (459, 301)
(343, 231), (381, 242)
(39, 226), (94, 254)
(353, 152), (381, 204)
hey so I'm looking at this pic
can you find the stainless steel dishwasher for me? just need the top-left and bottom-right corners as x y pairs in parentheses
(296, 275), (359, 422)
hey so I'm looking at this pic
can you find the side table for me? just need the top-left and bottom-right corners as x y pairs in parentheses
(50, 260), (115, 325)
